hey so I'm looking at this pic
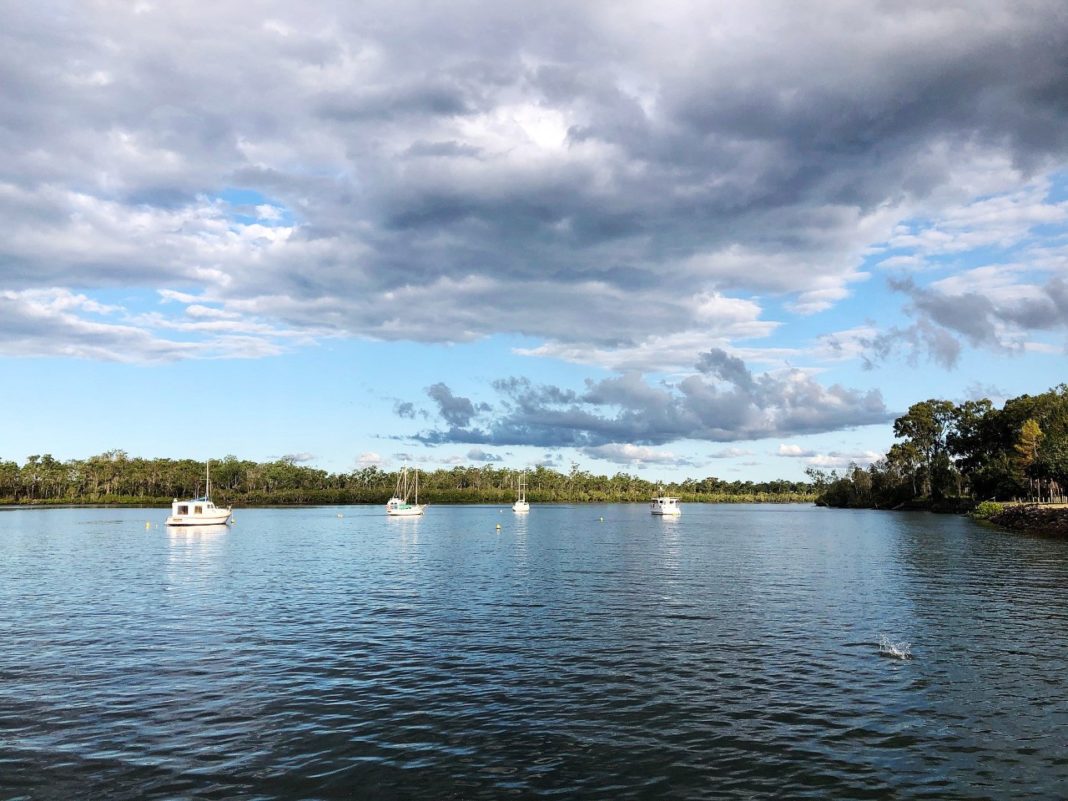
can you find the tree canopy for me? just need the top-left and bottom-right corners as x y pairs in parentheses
(814, 384), (1068, 508)
(0, 454), (814, 506)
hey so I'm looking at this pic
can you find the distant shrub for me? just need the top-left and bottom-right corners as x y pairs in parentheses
(971, 501), (1005, 520)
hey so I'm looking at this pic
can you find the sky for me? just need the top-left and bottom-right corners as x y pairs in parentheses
(2, 0), (1068, 481)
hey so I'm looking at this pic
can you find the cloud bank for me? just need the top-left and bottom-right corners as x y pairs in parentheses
(2, 1), (1067, 366)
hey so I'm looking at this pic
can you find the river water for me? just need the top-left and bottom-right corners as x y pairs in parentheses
(1, 504), (1066, 799)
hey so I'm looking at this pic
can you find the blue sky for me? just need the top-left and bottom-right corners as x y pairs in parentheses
(2, 2), (1067, 481)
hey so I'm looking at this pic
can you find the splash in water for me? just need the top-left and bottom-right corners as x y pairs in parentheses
(879, 635), (912, 660)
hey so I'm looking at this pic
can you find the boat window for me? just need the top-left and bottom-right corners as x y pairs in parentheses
(178, 505), (188, 515)
(195, 505), (203, 514)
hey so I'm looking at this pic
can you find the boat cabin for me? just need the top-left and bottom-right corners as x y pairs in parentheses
(650, 496), (681, 515)
(174, 500), (210, 516)
(166, 496), (232, 526)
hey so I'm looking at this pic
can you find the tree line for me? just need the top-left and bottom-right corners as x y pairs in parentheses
(0, 453), (815, 506)
(810, 384), (1068, 509)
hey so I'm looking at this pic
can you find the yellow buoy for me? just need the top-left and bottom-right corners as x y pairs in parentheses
(145, 521), (151, 529)
(496, 523), (501, 530)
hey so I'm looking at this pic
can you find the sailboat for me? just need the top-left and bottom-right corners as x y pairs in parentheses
(512, 473), (530, 513)
(386, 467), (425, 516)
(165, 460), (233, 526)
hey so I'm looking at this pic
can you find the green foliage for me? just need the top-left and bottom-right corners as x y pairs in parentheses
(971, 501), (1005, 520)
(0, 454), (816, 506)
(818, 384), (1068, 508)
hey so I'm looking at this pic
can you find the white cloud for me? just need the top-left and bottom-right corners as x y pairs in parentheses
(582, 443), (695, 466)
(1, 0), (1067, 377)
(709, 447), (751, 459)
(804, 451), (883, 469)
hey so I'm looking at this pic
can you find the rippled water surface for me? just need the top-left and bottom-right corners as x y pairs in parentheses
(2, 504), (1067, 799)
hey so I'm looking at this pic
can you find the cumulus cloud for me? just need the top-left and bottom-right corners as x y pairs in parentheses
(778, 444), (817, 458)
(3, 1), (1068, 366)
(279, 452), (316, 463)
(414, 350), (890, 448)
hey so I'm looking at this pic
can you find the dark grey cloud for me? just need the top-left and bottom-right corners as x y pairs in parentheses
(393, 401), (417, 419)
(415, 352), (890, 447)
(279, 452), (316, 463)
(891, 278), (1002, 348)
(862, 319), (964, 370)
(695, 348), (759, 394)
(403, 140), (483, 159)
(864, 275), (1068, 367)
(426, 383), (480, 428)
(2, 1), (1067, 361)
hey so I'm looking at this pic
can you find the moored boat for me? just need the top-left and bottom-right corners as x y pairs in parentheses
(386, 467), (425, 516)
(512, 473), (530, 513)
(650, 493), (681, 516)
(165, 461), (233, 526)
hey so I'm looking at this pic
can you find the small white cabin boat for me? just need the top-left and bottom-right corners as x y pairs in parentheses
(512, 474), (530, 513)
(166, 462), (232, 526)
(386, 467), (425, 516)
(650, 495), (681, 516)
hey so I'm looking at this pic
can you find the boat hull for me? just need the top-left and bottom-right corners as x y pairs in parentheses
(512, 502), (530, 512)
(166, 511), (232, 526)
(386, 505), (425, 517)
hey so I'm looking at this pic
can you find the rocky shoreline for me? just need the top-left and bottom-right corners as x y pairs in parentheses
(985, 504), (1068, 537)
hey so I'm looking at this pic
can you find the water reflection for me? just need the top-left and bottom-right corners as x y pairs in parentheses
(388, 513), (423, 558)
(165, 523), (230, 587)
(3, 505), (1068, 800)
(166, 523), (230, 540)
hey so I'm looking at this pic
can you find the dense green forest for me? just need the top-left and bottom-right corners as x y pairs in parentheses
(0, 454), (814, 506)
(811, 384), (1068, 509)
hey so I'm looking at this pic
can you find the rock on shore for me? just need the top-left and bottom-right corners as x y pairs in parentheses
(987, 504), (1068, 537)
